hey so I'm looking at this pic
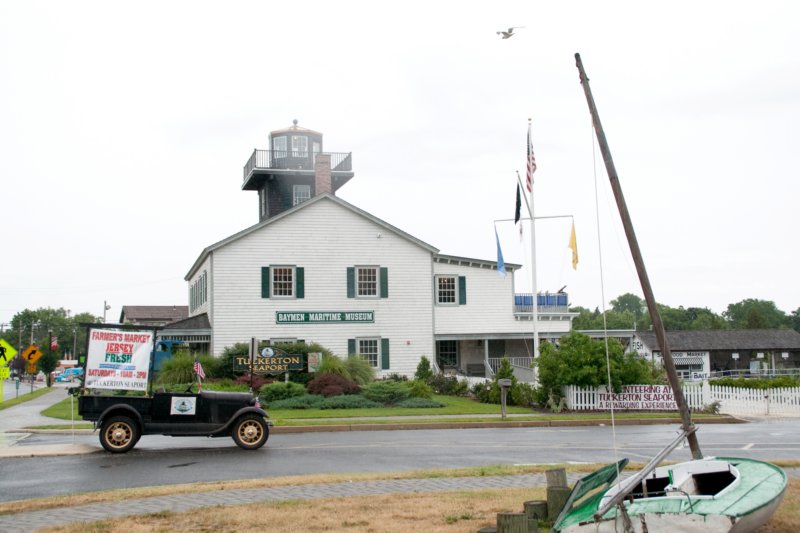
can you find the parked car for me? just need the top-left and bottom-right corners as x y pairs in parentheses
(77, 386), (269, 453)
(56, 368), (83, 382)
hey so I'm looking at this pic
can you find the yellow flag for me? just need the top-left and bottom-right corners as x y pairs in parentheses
(568, 222), (578, 270)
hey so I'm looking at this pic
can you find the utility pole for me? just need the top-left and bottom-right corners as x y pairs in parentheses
(103, 301), (111, 323)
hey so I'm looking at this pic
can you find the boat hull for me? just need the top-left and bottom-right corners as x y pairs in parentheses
(555, 457), (786, 533)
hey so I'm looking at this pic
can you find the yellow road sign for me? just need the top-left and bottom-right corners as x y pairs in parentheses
(22, 344), (43, 364)
(26, 363), (37, 374)
(0, 339), (17, 366)
(0, 367), (9, 379)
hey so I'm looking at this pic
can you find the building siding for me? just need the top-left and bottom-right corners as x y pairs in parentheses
(207, 199), (433, 376)
(433, 262), (572, 336)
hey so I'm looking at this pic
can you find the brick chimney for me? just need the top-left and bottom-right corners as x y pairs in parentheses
(314, 153), (332, 196)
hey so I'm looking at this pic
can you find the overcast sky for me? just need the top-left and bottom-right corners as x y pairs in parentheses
(2, 0), (798, 326)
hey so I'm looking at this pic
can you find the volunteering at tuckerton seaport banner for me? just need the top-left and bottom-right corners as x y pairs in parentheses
(597, 384), (679, 410)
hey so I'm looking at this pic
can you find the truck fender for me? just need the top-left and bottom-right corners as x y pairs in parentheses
(96, 404), (145, 432)
(211, 407), (269, 436)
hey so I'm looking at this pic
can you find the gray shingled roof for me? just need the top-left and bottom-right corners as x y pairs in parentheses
(637, 329), (800, 351)
(119, 306), (189, 323)
(162, 313), (211, 330)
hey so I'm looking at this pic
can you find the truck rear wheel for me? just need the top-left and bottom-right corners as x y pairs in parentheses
(100, 416), (139, 453)
(232, 414), (268, 450)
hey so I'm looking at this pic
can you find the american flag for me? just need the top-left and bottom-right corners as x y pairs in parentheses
(193, 357), (206, 380)
(526, 120), (537, 193)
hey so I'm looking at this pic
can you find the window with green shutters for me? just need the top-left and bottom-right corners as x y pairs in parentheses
(347, 267), (388, 298)
(348, 337), (390, 370)
(261, 266), (304, 299)
(435, 275), (466, 305)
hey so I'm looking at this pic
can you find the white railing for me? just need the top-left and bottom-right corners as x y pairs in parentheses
(488, 357), (533, 374)
(562, 383), (800, 416)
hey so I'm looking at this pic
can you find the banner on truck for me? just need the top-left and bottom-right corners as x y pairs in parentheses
(85, 328), (153, 390)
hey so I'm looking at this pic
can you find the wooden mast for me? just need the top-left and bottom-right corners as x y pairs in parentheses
(574, 53), (702, 460)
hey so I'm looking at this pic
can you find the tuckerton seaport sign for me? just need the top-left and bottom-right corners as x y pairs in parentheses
(233, 347), (305, 374)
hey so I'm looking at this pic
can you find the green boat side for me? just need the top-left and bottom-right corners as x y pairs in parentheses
(553, 457), (787, 532)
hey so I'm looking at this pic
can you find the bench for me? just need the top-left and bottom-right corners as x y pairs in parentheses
(467, 364), (486, 377)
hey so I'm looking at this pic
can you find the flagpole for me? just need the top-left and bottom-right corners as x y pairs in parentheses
(526, 119), (540, 359)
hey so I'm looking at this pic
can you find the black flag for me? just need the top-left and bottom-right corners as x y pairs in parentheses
(514, 183), (521, 224)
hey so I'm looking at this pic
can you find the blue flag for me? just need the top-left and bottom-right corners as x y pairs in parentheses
(495, 228), (507, 278)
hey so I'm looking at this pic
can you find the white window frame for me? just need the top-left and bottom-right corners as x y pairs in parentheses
(435, 275), (457, 305)
(273, 136), (287, 157)
(356, 266), (379, 298)
(291, 135), (308, 157)
(293, 184), (311, 206)
(271, 266), (295, 298)
(357, 338), (380, 368)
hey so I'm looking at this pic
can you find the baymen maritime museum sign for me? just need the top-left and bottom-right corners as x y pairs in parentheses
(276, 311), (374, 324)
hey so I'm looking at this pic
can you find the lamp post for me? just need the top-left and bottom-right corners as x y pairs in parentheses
(103, 301), (111, 323)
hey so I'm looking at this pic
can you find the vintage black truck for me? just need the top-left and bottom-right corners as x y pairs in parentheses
(75, 328), (270, 453)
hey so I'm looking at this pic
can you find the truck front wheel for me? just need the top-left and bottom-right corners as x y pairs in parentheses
(100, 416), (139, 453)
(232, 414), (268, 450)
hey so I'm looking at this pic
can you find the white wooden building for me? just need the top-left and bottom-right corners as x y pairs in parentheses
(170, 123), (577, 378)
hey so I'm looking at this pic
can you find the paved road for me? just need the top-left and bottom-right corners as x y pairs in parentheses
(3, 420), (800, 502)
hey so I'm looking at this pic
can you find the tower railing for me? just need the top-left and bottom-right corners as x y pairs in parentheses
(244, 150), (353, 181)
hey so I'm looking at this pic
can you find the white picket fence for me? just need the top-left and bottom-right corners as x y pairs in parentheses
(562, 383), (800, 416)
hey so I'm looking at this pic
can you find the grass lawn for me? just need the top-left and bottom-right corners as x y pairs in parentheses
(4, 464), (799, 530)
(36, 393), (722, 429)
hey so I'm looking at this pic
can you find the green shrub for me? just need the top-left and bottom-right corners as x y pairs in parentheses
(317, 355), (348, 378)
(203, 379), (250, 392)
(321, 395), (381, 409)
(307, 373), (360, 397)
(712, 376), (800, 389)
(384, 373), (408, 382)
(361, 381), (412, 405)
(415, 356), (434, 382)
(408, 379), (433, 399)
(259, 381), (307, 403)
(268, 394), (325, 409)
(511, 382), (536, 407)
(429, 375), (470, 396)
(157, 354), (217, 386)
(344, 356), (376, 385)
(472, 380), (492, 403)
(396, 398), (445, 408)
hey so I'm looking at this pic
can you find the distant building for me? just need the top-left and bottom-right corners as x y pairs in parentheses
(177, 122), (577, 378)
(119, 306), (189, 327)
(631, 329), (800, 379)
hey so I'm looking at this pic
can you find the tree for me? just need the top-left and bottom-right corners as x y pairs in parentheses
(723, 299), (788, 329)
(791, 308), (800, 333)
(610, 293), (645, 320)
(534, 332), (659, 406)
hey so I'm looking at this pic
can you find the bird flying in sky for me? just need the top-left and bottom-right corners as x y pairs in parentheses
(497, 27), (525, 39)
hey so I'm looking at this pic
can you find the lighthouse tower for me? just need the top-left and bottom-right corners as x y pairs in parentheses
(241, 120), (354, 222)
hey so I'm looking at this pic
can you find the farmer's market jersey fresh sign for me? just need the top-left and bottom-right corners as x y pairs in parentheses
(85, 328), (153, 391)
(276, 311), (374, 324)
(233, 347), (305, 374)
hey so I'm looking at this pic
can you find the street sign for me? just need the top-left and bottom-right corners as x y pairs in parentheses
(0, 367), (9, 379)
(22, 344), (43, 364)
(0, 339), (17, 366)
(26, 363), (37, 374)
